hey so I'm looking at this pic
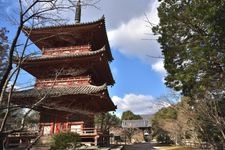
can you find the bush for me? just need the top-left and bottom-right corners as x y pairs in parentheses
(156, 133), (174, 144)
(50, 132), (81, 150)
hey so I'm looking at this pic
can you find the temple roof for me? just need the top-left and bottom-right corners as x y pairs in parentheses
(12, 84), (107, 98)
(10, 83), (116, 113)
(23, 16), (105, 31)
(22, 16), (113, 61)
(15, 46), (115, 85)
(20, 46), (106, 62)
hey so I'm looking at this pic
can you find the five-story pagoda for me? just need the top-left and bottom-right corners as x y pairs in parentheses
(12, 0), (116, 145)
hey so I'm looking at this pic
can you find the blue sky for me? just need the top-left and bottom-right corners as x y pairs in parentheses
(0, 0), (170, 115)
(109, 50), (166, 98)
(81, 0), (170, 115)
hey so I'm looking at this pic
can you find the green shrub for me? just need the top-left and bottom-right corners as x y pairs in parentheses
(156, 133), (174, 144)
(50, 132), (81, 150)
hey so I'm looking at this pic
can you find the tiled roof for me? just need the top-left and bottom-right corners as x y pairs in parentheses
(13, 84), (107, 98)
(22, 16), (113, 61)
(22, 16), (105, 32)
(16, 46), (106, 62)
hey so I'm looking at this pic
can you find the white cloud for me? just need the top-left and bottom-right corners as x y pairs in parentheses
(107, 0), (166, 76)
(151, 60), (166, 75)
(82, 0), (151, 29)
(112, 93), (170, 115)
(36, 0), (151, 30)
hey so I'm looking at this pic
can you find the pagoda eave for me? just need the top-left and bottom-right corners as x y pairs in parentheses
(18, 47), (106, 63)
(11, 93), (116, 113)
(10, 84), (116, 113)
(22, 16), (113, 61)
(22, 16), (105, 33)
(18, 49), (115, 85)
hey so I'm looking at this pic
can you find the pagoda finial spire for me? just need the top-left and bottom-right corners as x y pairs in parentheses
(75, 0), (81, 23)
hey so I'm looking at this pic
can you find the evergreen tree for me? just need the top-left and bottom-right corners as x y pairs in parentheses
(121, 111), (143, 143)
(95, 112), (121, 133)
(121, 110), (142, 120)
(94, 113), (121, 145)
(153, 0), (225, 143)
(153, 0), (225, 98)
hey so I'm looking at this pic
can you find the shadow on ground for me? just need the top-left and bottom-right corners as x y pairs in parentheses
(122, 142), (156, 150)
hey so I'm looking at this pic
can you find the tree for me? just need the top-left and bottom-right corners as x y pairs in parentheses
(95, 113), (121, 145)
(50, 132), (81, 150)
(153, 0), (225, 143)
(121, 110), (142, 120)
(151, 106), (177, 144)
(153, 95), (224, 147)
(95, 112), (121, 134)
(190, 98), (225, 145)
(176, 97), (225, 147)
(153, 0), (225, 97)
(0, 0), (101, 149)
(121, 110), (142, 143)
(0, 28), (9, 81)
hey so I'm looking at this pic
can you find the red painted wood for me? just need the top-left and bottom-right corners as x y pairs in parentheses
(43, 45), (91, 56)
(36, 76), (91, 88)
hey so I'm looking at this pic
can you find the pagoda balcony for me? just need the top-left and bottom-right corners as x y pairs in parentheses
(5, 128), (101, 148)
(79, 128), (99, 136)
(39, 121), (102, 146)
(40, 126), (99, 136)
(36, 77), (92, 88)
(42, 45), (91, 56)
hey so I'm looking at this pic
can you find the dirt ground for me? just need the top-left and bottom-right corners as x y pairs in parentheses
(123, 143), (154, 150)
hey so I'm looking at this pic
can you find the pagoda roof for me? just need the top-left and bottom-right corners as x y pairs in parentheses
(12, 84), (107, 98)
(22, 16), (113, 61)
(21, 46), (106, 62)
(23, 16), (105, 31)
(10, 84), (116, 113)
(16, 46), (115, 85)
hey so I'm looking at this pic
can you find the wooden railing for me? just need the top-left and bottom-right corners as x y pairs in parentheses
(80, 128), (97, 136)
(4, 128), (102, 149)
(5, 131), (39, 149)
(7, 131), (39, 138)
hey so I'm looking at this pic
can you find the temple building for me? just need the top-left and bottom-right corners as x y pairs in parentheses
(9, 0), (116, 147)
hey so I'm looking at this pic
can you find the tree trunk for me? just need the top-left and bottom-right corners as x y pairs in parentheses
(0, 133), (6, 150)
